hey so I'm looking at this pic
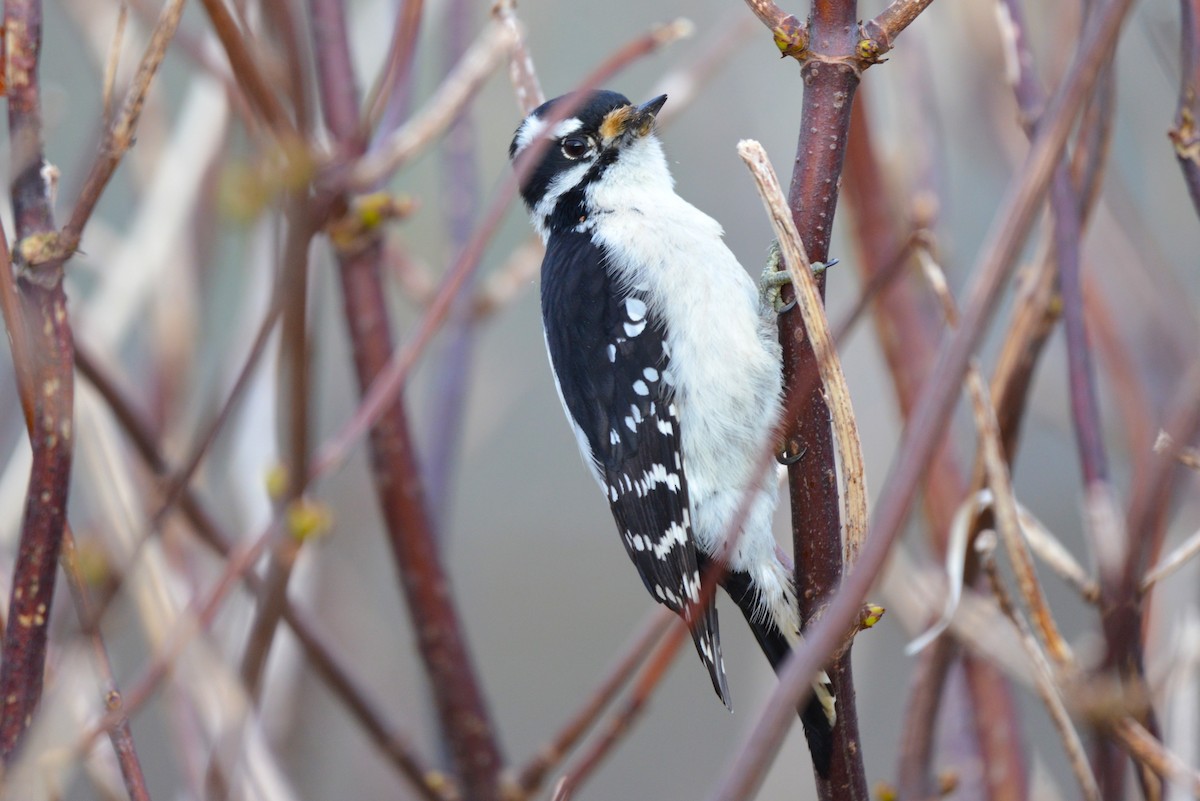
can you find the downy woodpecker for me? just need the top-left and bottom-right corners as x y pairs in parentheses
(509, 90), (835, 775)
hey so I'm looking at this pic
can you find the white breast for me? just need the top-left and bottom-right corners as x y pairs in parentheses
(586, 136), (784, 557)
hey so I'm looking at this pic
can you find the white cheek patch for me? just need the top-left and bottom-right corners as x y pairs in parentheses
(512, 116), (584, 157)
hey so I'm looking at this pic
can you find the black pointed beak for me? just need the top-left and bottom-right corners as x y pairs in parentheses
(625, 94), (667, 139)
(638, 94), (668, 118)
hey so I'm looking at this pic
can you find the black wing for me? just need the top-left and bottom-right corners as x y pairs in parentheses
(541, 230), (729, 706)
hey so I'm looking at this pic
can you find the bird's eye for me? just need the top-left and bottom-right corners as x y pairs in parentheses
(561, 137), (590, 159)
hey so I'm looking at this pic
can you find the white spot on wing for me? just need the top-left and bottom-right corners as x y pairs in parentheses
(624, 319), (647, 337)
(632, 380), (649, 396)
(625, 297), (647, 321)
(643, 367), (659, 382)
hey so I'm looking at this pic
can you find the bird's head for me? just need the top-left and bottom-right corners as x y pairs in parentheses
(509, 90), (669, 234)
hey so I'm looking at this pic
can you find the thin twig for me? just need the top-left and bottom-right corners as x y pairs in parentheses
(1111, 718), (1200, 797)
(351, 23), (518, 188)
(62, 0), (187, 252)
(491, 0), (544, 113)
(101, 4), (128, 128)
(737, 140), (869, 564)
(80, 526), (275, 754)
(60, 529), (151, 801)
(863, 0), (939, 57)
(423, 0), (486, 526)
(915, 246), (1073, 670)
(980, 548), (1100, 801)
(237, 201), (318, 700)
(1142, 527), (1200, 591)
(197, 0), (295, 135)
(362, 0), (425, 138)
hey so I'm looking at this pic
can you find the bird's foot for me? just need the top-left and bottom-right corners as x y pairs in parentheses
(759, 242), (838, 314)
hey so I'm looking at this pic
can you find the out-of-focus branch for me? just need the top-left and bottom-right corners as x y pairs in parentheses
(198, 0), (296, 136)
(363, 0), (425, 138)
(0, 0), (76, 760)
(60, 530), (150, 801)
(237, 203), (319, 699)
(979, 548), (1100, 801)
(650, 12), (755, 128)
(261, 0), (313, 131)
(1127, 365), (1200, 564)
(60, 0), (187, 254)
(312, 0), (507, 794)
(424, 0), (486, 525)
(352, 22), (516, 188)
(491, 0), (544, 113)
(711, 3), (1137, 797)
(1112, 718), (1200, 796)
(1170, 0), (1200, 216)
(73, 346), (455, 801)
(915, 262), (1094, 801)
(844, 88), (1029, 801)
(1142, 526), (1200, 591)
(81, 526), (275, 751)
(842, 98), (964, 543)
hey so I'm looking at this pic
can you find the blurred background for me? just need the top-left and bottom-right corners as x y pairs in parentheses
(0, 0), (1197, 798)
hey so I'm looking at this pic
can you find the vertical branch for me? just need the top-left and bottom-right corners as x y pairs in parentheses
(309, 0), (505, 797)
(335, 239), (505, 800)
(771, 0), (868, 796)
(0, 0), (76, 760)
(237, 202), (318, 698)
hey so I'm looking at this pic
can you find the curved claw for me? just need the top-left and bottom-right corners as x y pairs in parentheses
(777, 445), (806, 465)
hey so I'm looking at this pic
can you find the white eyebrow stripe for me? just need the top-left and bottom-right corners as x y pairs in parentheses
(513, 117), (584, 155)
(554, 118), (583, 137)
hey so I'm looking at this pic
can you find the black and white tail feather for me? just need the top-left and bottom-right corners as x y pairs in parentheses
(511, 89), (835, 776)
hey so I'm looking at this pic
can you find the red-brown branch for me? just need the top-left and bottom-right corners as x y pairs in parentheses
(770, 0), (869, 796)
(309, 0), (505, 793)
(0, 0), (75, 761)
